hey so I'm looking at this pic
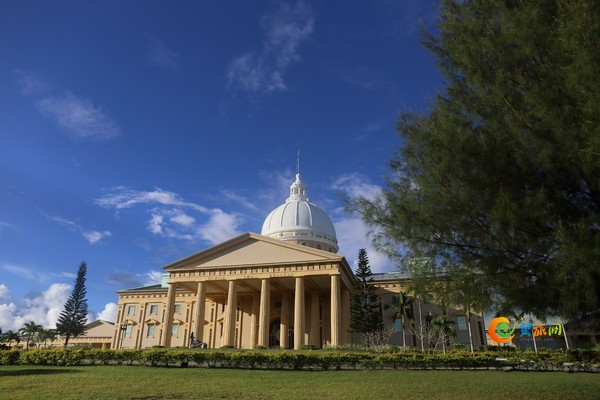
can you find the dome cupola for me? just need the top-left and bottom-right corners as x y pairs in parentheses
(261, 173), (338, 253)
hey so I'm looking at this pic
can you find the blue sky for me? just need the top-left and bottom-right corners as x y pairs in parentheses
(0, 1), (441, 330)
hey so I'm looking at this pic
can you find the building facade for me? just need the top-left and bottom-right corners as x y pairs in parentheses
(111, 173), (486, 350)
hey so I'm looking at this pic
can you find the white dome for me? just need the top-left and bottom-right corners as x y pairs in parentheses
(261, 174), (338, 252)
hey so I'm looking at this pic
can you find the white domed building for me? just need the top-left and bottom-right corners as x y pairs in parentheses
(110, 171), (486, 352)
(261, 174), (338, 253)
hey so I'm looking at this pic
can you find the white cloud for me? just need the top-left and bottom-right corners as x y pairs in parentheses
(0, 284), (10, 299)
(97, 187), (242, 245)
(83, 230), (112, 245)
(13, 69), (50, 95)
(334, 216), (393, 273)
(331, 173), (381, 201)
(260, 169), (293, 199)
(96, 187), (208, 213)
(106, 269), (163, 290)
(226, 1), (314, 93)
(142, 270), (163, 286)
(198, 209), (243, 245)
(170, 211), (196, 227)
(147, 36), (181, 71)
(147, 213), (164, 235)
(49, 215), (111, 245)
(97, 302), (118, 323)
(0, 283), (70, 331)
(0, 221), (18, 233)
(14, 70), (120, 142)
(50, 271), (76, 279)
(38, 91), (120, 141)
(1, 264), (44, 282)
(220, 190), (261, 213)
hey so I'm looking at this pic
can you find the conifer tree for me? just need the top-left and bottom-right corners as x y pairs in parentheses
(350, 249), (383, 336)
(354, 0), (600, 320)
(56, 261), (88, 346)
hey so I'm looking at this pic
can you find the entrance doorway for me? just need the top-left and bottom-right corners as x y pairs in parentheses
(269, 319), (280, 347)
(269, 319), (294, 348)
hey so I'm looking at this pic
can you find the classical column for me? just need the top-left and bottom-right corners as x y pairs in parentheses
(250, 294), (259, 348)
(310, 291), (320, 347)
(111, 307), (123, 349)
(161, 282), (177, 347)
(194, 281), (207, 343)
(223, 280), (238, 347)
(330, 275), (341, 347)
(135, 305), (145, 348)
(258, 278), (270, 347)
(280, 291), (290, 349)
(294, 276), (305, 350)
(342, 288), (351, 344)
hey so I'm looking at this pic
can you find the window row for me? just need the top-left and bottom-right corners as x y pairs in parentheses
(125, 304), (182, 316)
(123, 323), (180, 338)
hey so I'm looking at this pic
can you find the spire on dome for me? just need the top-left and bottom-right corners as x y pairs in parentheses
(287, 152), (308, 202)
(288, 173), (308, 202)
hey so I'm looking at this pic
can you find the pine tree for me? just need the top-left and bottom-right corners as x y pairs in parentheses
(56, 261), (88, 346)
(354, 0), (600, 320)
(350, 249), (383, 336)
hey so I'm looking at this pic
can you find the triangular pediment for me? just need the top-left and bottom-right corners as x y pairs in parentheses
(164, 232), (342, 272)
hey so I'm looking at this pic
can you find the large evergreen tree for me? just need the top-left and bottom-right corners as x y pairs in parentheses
(56, 261), (88, 346)
(354, 1), (600, 320)
(350, 249), (383, 336)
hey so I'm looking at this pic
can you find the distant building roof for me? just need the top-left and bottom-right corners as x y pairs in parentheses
(118, 284), (165, 293)
(369, 271), (412, 281)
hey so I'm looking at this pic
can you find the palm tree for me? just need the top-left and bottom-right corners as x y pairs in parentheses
(37, 328), (58, 348)
(4, 330), (20, 348)
(406, 261), (434, 353)
(386, 291), (413, 349)
(430, 316), (456, 354)
(20, 321), (42, 349)
(444, 269), (493, 353)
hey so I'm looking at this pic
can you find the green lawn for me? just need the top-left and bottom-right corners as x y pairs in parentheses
(1, 365), (598, 400)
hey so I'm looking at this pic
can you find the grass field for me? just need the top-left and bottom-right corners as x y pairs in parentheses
(1, 365), (599, 400)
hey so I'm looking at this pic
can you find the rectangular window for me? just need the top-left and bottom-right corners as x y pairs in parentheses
(125, 325), (132, 338)
(174, 304), (181, 314)
(127, 305), (136, 315)
(393, 318), (402, 333)
(172, 324), (179, 337)
(150, 305), (158, 315)
(147, 325), (155, 337)
(457, 316), (468, 331)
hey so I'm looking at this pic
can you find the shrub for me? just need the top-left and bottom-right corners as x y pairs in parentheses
(0, 350), (20, 365)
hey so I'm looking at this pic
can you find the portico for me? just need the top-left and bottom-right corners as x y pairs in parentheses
(113, 233), (354, 349)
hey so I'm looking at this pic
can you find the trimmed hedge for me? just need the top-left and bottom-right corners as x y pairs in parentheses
(1, 348), (598, 371)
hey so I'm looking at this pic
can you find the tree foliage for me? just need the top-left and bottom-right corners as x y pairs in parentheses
(354, 0), (600, 320)
(385, 291), (413, 348)
(350, 249), (383, 335)
(430, 316), (457, 354)
(20, 321), (42, 349)
(56, 261), (89, 346)
(3, 330), (20, 347)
